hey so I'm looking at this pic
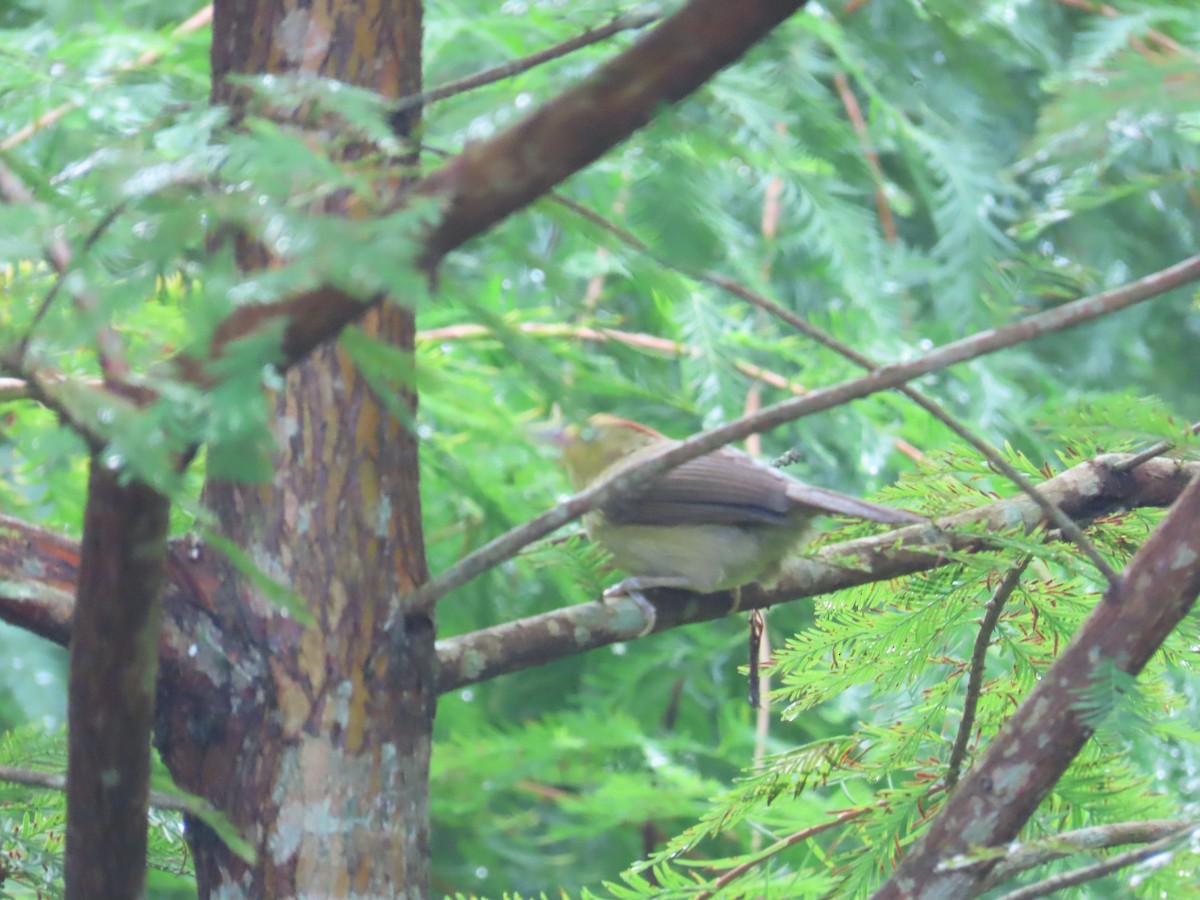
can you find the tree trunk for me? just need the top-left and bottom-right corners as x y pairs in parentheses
(155, 0), (431, 894)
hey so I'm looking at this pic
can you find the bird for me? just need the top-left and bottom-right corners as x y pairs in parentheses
(552, 414), (924, 596)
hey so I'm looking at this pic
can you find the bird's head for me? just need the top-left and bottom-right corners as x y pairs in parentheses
(553, 414), (664, 490)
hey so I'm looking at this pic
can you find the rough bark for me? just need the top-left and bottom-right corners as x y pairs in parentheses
(160, 0), (433, 894)
(169, 305), (434, 896)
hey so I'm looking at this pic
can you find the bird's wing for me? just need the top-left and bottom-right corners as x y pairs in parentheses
(602, 445), (925, 528)
(602, 450), (792, 526)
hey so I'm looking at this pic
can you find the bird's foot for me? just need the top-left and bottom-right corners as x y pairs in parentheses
(599, 579), (664, 637)
(602, 576), (696, 599)
(730, 584), (743, 614)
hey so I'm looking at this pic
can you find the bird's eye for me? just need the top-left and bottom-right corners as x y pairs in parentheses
(579, 426), (597, 443)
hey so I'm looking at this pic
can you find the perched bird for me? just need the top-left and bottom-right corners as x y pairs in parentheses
(553, 414), (923, 595)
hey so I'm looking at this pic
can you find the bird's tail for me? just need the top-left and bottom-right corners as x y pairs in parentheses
(786, 482), (925, 526)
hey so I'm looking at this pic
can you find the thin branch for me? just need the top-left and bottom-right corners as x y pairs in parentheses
(555, 194), (1123, 584)
(435, 455), (1200, 691)
(693, 806), (872, 900)
(390, 7), (661, 116)
(871, 469), (1200, 898)
(1111, 420), (1200, 472)
(981, 819), (1191, 891)
(0, 356), (106, 452)
(0, 765), (191, 815)
(13, 199), (130, 377)
(944, 557), (1030, 790)
(417, 321), (811, 395)
(994, 822), (1198, 900)
(408, 253), (1200, 612)
(833, 72), (896, 242)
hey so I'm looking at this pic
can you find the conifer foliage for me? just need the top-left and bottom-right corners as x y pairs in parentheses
(0, 0), (1198, 897)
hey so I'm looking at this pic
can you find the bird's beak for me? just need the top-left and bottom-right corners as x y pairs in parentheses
(533, 425), (567, 447)
(531, 417), (573, 449)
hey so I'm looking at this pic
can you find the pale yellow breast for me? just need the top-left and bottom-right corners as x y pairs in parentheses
(586, 515), (776, 593)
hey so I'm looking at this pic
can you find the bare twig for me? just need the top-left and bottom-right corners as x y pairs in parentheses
(749, 610), (772, 849)
(994, 822), (1198, 900)
(418, 321), (812, 395)
(1111, 420), (1200, 472)
(390, 7), (660, 116)
(945, 557), (1030, 790)
(833, 72), (896, 242)
(408, 253), (1200, 612)
(693, 806), (873, 900)
(0, 764), (191, 815)
(982, 819), (1190, 891)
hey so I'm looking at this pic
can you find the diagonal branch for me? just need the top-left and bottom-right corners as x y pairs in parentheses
(407, 253), (1200, 612)
(553, 194), (1122, 583)
(982, 819), (1192, 893)
(434, 454), (1200, 692)
(869, 468), (1200, 899)
(993, 822), (1197, 900)
(389, 7), (661, 117)
(204, 0), (810, 369)
(944, 557), (1030, 790)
